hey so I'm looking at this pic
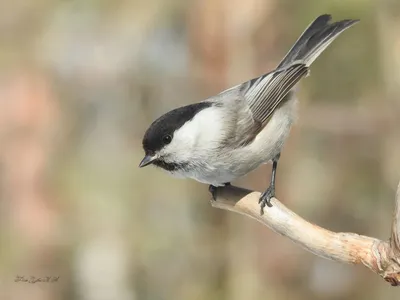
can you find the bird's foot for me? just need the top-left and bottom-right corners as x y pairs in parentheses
(209, 183), (230, 200)
(259, 185), (275, 215)
(209, 183), (231, 201)
(209, 185), (218, 201)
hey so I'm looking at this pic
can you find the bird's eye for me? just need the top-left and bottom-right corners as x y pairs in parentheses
(162, 134), (172, 144)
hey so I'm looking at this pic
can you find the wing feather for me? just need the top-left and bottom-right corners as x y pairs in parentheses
(242, 63), (308, 126)
(213, 15), (358, 148)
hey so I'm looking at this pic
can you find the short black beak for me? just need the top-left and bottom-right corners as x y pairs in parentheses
(139, 155), (156, 168)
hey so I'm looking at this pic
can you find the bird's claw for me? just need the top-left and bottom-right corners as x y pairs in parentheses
(259, 186), (275, 215)
(209, 185), (217, 201)
(209, 183), (231, 201)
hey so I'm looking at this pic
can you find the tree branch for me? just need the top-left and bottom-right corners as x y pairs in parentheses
(210, 182), (400, 286)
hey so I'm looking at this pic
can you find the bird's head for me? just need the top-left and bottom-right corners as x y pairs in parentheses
(140, 102), (213, 171)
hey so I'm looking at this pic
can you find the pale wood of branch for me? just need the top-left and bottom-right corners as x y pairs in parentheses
(210, 183), (400, 286)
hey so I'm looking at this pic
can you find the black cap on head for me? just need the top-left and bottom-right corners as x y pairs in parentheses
(142, 102), (212, 154)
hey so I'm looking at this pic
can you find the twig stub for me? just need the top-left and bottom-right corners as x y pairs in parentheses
(210, 184), (400, 286)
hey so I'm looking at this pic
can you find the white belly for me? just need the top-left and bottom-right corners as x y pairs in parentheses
(171, 98), (298, 186)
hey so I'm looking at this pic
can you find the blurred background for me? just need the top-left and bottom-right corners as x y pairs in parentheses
(0, 0), (399, 299)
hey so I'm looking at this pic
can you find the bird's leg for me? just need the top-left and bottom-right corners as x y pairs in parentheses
(209, 182), (230, 200)
(259, 153), (280, 215)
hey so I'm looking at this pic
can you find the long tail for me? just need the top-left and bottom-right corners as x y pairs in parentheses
(277, 14), (359, 69)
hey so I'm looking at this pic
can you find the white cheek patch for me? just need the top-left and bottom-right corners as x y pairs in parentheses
(162, 106), (224, 161)
(176, 106), (224, 146)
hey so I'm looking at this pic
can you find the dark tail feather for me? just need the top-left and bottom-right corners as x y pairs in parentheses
(277, 14), (359, 69)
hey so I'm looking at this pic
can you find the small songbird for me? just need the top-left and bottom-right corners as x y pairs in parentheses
(139, 14), (358, 214)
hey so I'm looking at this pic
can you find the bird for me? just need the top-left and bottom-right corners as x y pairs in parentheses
(139, 14), (359, 214)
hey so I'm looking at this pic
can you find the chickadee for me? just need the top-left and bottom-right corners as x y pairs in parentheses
(139, 14), (358, 214)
